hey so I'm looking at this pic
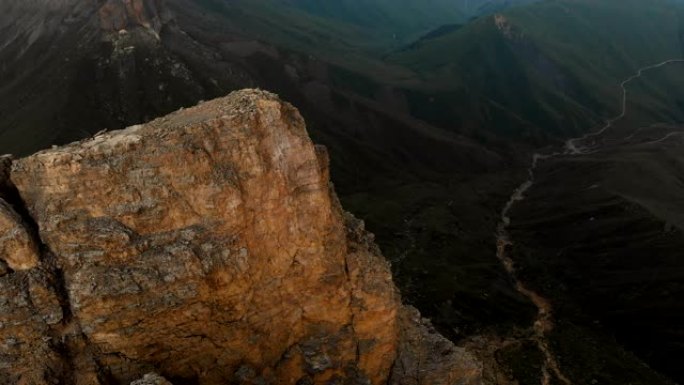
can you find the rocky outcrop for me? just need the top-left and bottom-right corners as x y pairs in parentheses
(391, 307), (482, 385)
(0, 155), (40, 272)
(0, 198), (39, 271)
(98, 0), (167, 33)
(0, 90), (482, 384)
(130, 373), (173, 385)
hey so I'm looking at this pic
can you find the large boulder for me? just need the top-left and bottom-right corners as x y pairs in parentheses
(2, 90), (482, 384)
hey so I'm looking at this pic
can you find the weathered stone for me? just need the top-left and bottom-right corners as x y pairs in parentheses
(2, 89), (484, 384)
(131, 373), (173, 385)
(391, 307), (483, 385)
(0, 270), (65, 384)
(0, 154), (40, 271)
(0, 198), (39, 271)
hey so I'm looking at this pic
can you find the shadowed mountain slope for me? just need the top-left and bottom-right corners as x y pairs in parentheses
(2, 0), (684, 383)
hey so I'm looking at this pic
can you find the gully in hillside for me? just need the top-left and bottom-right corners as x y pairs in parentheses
(494, 58), (684, 385)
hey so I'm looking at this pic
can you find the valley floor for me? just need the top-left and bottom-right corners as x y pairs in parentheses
(496, 60), (684, 384)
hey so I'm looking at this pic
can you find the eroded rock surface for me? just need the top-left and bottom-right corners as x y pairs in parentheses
(391, 307), (482, 385)
(130, 373), (173, 385)
(0, 90), (482, 384)
(0, 200), (39, 271)
(0, 156), (40, 271)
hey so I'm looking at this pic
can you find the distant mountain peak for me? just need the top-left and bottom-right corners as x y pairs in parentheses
(98, 0), (167, 33)
(493, 13), (522, 39)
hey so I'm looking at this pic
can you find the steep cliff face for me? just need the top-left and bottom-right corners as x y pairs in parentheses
(0, 90), (481, 385)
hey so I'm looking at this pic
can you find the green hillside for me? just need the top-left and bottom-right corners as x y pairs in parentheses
(282, 0), (540, 36)
(274, 0), (466, 44)
(389, 0), (684, 138)
(194, 0), (539, 61)
(194, 0), (467, 53)
(461, 0), (539, 16)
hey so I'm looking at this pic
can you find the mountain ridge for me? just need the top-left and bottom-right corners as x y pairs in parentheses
(2, 0), (684, 383)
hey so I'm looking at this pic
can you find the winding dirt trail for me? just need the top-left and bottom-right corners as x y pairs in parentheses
(496, 163), (571, 385)
(495, 58), (684, 385)
(566, 59), (684, 154)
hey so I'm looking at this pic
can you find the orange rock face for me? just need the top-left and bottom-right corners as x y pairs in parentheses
(0, 198), (39, 271)
(1, 90), (483, 384)
(0, 155), (39, 271)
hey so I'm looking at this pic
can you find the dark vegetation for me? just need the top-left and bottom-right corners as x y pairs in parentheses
(2, 0), (684, 382)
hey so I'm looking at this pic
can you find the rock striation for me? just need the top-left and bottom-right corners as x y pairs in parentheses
(0, 90), (482, 384)
(0, 198), (39, 271)
(0, 156), (40, 272)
